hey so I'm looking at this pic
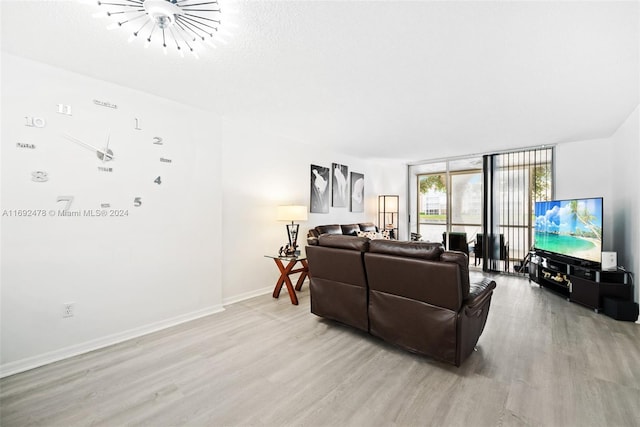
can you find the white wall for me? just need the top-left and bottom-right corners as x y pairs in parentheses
(1, 55), (224, 376)
(555, 137), (614, 249)
(220, 120), (405, 302)
(0, 54), (407, 375)
(610, 106), (639, 302)
(556, 105), (639, 303)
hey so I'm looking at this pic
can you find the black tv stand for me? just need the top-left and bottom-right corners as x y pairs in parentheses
(529, 251), (633, 312)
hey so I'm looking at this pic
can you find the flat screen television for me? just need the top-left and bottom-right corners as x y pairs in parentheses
(533, 197), (603, 266)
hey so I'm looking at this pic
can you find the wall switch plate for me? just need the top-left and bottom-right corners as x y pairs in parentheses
(63, 303), (75, 318)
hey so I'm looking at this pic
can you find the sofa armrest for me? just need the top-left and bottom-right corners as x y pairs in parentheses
(463, 278), (496, 316)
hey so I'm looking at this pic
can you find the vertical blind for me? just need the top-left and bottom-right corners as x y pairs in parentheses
(482, 147), (554, 273)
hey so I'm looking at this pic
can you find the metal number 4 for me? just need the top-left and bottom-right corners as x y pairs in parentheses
(31, 171), (49, 182)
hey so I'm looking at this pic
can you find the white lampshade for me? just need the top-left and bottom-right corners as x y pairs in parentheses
(277, 205), (308, 222)
(379, 195), (398, 213)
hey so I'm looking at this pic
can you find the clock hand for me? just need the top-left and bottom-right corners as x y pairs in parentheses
(62, 133), (115, 161)
(102, 132), (111, 163)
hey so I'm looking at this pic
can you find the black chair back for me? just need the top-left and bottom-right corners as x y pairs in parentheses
(442, 232), (469, 256)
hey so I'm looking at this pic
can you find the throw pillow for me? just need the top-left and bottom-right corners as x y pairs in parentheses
(357, 230), (378, 239)
(357, 230), (391, 240)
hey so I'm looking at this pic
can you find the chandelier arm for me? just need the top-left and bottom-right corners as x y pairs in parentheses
(184, 13), (220, 24)
(184, 13), (221, 25)
(179, 8), (219, 12)
(174, 22), (196, 50)
(175, 16), (214, 37)
(124, 11), (148, 21)
(178, 1), (219, 7)
(175, 18), (208, 40)
(176, 0), (217, 4)
(116, 12), (149, 26)
(146, 22), (157, 41)
(98, 2), (142, 7)
(107, 9), (145, 15)
(179, 15), (218, 31)
(168, 26), (181, 50)
(133, 18), (152, 35)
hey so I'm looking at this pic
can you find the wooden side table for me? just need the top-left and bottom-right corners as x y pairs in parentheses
(265, 254), (309, 305)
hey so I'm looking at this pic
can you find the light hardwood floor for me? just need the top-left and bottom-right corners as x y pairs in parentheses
(1, 273), (639, 426)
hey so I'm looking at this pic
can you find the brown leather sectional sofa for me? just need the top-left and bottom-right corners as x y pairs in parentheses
(307, 222), (378, 242)
(306, 234), (496, 366)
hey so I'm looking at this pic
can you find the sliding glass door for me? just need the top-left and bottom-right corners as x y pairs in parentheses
(417, 172), (447, 243)
(414, 158), (482, 252)
(484, 148), (553, 272)
(409, 147), (553, 273)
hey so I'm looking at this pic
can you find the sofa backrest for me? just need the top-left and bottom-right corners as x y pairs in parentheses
(368, 239), (443, 260)
(318, 234), (370, 251)
(340, 224), (361, 236)
(307, 236), (369, 286)
(308, 223), (379, 240)
(306, 235), (370, 331)
(358, 222), (377, 232)
(315, 224), (342, 235)
(365, 240), (468, 311)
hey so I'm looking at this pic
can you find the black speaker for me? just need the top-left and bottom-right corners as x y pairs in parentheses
(602, 297), (639, 322)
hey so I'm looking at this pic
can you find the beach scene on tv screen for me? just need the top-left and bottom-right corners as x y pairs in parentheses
(534, 198), (603, 263)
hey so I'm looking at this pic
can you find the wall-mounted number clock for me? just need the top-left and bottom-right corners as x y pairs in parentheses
(17, 97), (175, 213)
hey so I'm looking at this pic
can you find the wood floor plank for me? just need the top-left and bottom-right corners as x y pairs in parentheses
(1, 276), (639, 426)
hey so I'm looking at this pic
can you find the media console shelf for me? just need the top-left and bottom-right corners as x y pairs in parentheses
(529, 252), (633, 313)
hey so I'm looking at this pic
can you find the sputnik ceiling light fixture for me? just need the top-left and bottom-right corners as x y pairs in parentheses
(95, 0), (225, 58)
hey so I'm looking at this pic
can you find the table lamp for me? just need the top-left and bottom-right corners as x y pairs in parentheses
(378, 195), (399, 239)
(276, 205), (308, 256)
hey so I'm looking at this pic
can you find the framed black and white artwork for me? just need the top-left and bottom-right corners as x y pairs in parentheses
(331, 163), (349, 207)
(350, 172), (364, 212)
(310, 164), (330, 213)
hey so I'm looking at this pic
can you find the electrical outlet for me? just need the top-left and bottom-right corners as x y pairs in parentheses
(63, 303), (75, 318)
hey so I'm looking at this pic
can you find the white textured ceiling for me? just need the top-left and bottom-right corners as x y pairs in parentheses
(1, 0), (639, 162)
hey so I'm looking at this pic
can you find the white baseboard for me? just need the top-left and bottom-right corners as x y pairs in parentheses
(222, 279), (310, 306)
(222, 286), (273, 306)
(0, 304), (224, 378)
